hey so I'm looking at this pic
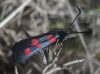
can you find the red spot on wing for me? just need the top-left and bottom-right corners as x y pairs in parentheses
(32, 39), (39, 45)
(37, 43), (42, 48)
(47, 35), (57, 43)
(49, 37), (57, 43)
(24, 47), (30, 55)
(32, 38), (42, 48)
(47, 35), (54, 40)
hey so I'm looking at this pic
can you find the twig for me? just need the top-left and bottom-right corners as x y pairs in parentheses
(45, 59), (84, 74)
(26, 68), (32, 74)
(32, 62), (42, 72)
(42, 63), (53, 74)
(42, 44), (62, 74)
(64, 59), (85, 66)
(0, 0), (32, 29)
(45, 67), (61, 74)
(15, 66), (19, 74)
(39, 50), (48, 65)
(94, 67), (100, 74)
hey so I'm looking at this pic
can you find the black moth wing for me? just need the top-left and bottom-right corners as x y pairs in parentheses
(12, 32), (58, 62)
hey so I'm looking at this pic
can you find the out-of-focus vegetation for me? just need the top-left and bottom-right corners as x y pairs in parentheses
(0, 0), (100, 74)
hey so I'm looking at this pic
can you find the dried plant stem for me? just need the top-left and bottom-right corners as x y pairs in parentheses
(15, 66), (19, 74)
(64, 59), (85, 66)
(66, 0), (94, 74)
(42, 42), (84, 74)
(0, 0), (32, 29)
(45, 59), (84, 74)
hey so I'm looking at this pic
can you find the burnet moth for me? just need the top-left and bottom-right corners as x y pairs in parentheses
(12, 6), (90, 63)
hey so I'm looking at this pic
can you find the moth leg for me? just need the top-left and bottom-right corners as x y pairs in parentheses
(21, 28), (31, 38)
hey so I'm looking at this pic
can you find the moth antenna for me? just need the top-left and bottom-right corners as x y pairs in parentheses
(21, 28), (31, 38)
(69, 27), (92, 34)
(67, 6), (81, 33)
